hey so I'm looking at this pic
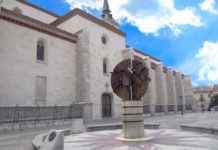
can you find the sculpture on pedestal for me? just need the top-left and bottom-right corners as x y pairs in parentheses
(111, 58), (150, 140)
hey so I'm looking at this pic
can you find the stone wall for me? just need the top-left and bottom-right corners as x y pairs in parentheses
(133, 51), (194, 115)
(58, 15), (126, 120)
(0, 20), (77, 106)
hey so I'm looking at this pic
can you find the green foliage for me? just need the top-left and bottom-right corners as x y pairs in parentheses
(208, 94), (218, 110)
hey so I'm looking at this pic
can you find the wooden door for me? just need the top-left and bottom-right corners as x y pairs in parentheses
(102, 94), (112, 118)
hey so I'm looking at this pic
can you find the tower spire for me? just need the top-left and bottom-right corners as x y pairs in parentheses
(101, 0), (119, 28)
(102, 0), (111, 15)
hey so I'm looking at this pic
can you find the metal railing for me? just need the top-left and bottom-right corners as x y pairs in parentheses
(0, 105), (83, 125)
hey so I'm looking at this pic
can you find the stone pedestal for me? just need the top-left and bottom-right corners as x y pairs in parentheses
(122, 100), (144, 139)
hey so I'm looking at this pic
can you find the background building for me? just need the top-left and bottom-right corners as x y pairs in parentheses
(193, 84), (218, 111)
(0, 0), (194, 121)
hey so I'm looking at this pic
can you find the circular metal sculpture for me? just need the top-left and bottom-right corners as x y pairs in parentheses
(111, 59), (150, 100)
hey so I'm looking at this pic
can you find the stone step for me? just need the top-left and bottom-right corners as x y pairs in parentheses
(86, 123), (160, 132)
(180, 125), (218, 135)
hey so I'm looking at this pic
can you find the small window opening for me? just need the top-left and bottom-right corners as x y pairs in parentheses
(37, 40), (45, 61)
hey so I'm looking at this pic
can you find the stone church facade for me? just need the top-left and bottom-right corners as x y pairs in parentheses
(0, 0), (193, 121)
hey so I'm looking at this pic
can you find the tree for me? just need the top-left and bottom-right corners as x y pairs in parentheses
(208, 94), (218, 111)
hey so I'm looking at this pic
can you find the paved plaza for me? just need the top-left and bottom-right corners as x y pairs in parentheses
(87, 112), (218, 130)
(0, 112), (218, 150)
(65, 129), (218, 150)
(143, 112), (218, 129)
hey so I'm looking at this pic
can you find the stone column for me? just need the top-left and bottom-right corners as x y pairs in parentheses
(148, 61), (157, 115)
(143, 58), (154, 114)
(76, 30), (92, 122)
(175, 71), (185, 112)
(167, 69), (177, 112)
(155, 64), (168, 113)
(183, 75), (194, 111)
(162, 66), (169, 113)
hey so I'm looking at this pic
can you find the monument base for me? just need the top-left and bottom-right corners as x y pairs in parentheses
(122, 100), (144, 139)
(116, 136), (153, 142)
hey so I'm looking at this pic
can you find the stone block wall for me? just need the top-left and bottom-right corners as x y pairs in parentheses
(58, 15), (126, 120)
(0, 20), (77, 106)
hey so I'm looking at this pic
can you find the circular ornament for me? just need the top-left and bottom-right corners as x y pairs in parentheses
(111, 59), (150, 100)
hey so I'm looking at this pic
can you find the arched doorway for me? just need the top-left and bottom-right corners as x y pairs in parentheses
(102, 93), (112, 118)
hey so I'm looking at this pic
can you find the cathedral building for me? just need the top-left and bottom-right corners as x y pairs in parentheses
(0, 0), (194, 121)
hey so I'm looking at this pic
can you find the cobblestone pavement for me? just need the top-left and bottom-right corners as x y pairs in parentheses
(0, 112), (217, 150)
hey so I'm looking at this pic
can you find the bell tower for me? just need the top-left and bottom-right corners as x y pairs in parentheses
(101, 0), (119, 28)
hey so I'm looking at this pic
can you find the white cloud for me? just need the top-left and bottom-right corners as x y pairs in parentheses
(199, 0), (218, 14)
(196, 41), (218, 83)
(64, 0), (202, 36)
(177, 41), (218, 85)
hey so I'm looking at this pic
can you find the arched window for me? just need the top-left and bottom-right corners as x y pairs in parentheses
(103, 58), (108, 74)
(13, 7), (22, 14)
(101, 36), (107, 44)
(37, 40), (45, 61)
(101, 34), (108, 45)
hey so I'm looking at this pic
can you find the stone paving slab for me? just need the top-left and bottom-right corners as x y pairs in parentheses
(0, 112), (218, 150)
(64, 129), (218, 150)
(0, 125), (72, 150)
(178, 112), (218, 135)
(86, 123), (160, 132)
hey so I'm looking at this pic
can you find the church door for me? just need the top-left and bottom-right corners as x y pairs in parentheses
(102, 93), (112, 118)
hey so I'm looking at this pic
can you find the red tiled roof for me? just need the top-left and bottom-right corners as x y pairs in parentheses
(50, 8), (126, 37)
(193, 86), (213, 94)
(133, 49), (160, 62)
(16, 0), (59, 17)
(15, 1), (125, 37)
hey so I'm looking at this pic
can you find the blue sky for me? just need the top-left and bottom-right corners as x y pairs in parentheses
(29, 0), (218, 86)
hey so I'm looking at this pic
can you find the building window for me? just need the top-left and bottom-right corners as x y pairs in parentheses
(103, 58), (108, 74)
(101, 36), (107, 44)
(35, 76), (47, 106)
(13, 7), (22, 14)
(37, 40), (45, 62)
(101, 34), (108, 45)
